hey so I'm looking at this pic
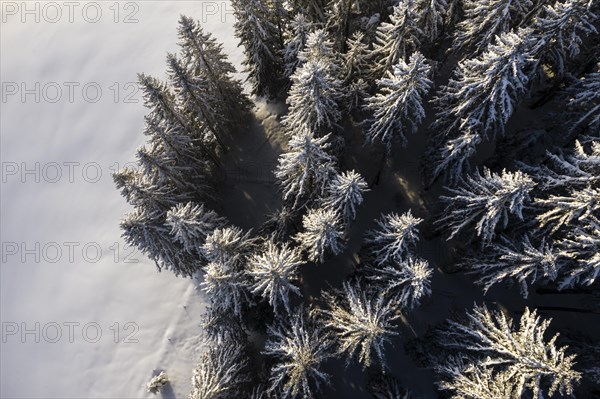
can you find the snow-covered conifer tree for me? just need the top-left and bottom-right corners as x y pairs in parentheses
(232, 0), (283, 98)
(533, 0), (598, 77)
(323, 281), (399, 368)
(138, 73), (220, 167)
(438, 168), (536, 243)
(342, 31), (370, 83)
(190, 341), (248, 399)
(432, 29), (538, 142)
(165, 202), (226, 253)
(201, 226), (254, 266)
(137, 73), (181, 126)
(428, 127), (481, 184)
(249, 385), (269, 399)
(453, 0), (532, 57)
(200, 227), (254, 316)
(134, 144), (172, 184)
(283, 13), (315, 78)
(358, 12), (381, 46)
(366, 256), (433, 311)
(297, 29), (337, 65)
(260, 206), (297, 242)
(320, 170), (368, 225)
(439, 305), (581, 398)
(247, 241), (304, 314)
(142, 116), (211, 172)
(201, 304), (246, 341)
(557, 218), (600, 288)
(282, 58), (343, 133)
(269, 0), (287, 45)
(135, 143), (206, 197)
(365, 52), (432, 150)
(275, 130), (337, 208)
(564, 66), (600, 132)
(177, 16), (249, 112)
(416, 0), (449, 45)
(295, 208), (345, 262)
(166, 53), (227, 149)
(462, 234), (563, 297)
(325, 0), (360, 51)
(365, 211), (423, 265)
(201, 260), (250, 317)
(138, 73), (208, 162)
(264, 311), (331, 398)
(371, 1), (422, 76)
(120, 208), (199, 276)
(341, 32), (370, 109)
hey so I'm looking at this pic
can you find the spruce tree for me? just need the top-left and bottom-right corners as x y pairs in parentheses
(564, 66), (600, 133)
(177, 15), (249, 112)
(295, 208), (346, 262)
(166, 53), (227, 150)
(453, 0), (533, 57)
(232, 0), (284, 98)
(283, 13), (315, 78)
(365, 211), (423, 266)
(438, 305), (581, 398)
(439, 365), (522, 399)
(432, 29), (539, 143)
(247, 240), (304, 315)
(438, 168), (536, 244)
(190, 341), (249, 399)
(365, 52), (432, 151)
(557, 218), (600, 289)
(323, 281), (399, 369)
(264, 311), (331, 398)
(371, 1), (422, 77)
(535, 185), (600, 235)
(428, 128), (482, 184)
(120, 208), (200, 276)
(366, 256), (433, 311)
(325, 0), (360, 51)
(138, 73), (220, 167)
(320, 170), (369, 226)
(275, 129), (337, 209)
(282, 58), (343, 134)
(416, 0), (449, 45)
(165, 202), (226, 254)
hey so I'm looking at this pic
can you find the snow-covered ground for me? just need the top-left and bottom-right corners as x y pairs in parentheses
(1, 2), (242, 397)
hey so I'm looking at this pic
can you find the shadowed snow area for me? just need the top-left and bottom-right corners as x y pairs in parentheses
(1, 2), (240, 398)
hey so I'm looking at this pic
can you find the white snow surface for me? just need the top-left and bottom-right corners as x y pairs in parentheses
(1, 2), (242, 398)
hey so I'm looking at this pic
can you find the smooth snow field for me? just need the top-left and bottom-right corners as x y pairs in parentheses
(4, 2), (600, 399)
(1, 2), (241, 397)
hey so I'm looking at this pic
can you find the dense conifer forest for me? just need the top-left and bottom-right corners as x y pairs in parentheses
(114, 1), (600, 397)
